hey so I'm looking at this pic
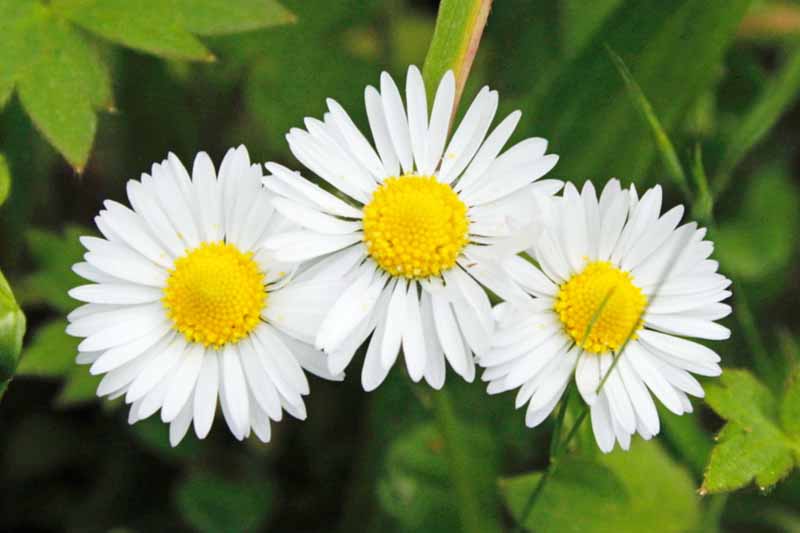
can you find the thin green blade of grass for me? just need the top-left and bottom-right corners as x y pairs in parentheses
(691, 144), (715, 226)
(606, 45), (691, 198)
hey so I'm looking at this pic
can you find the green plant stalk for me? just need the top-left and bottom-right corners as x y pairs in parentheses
(431, 390), (496, 533)
(606, 45), (692, 199)
(422, 0), (493, 104)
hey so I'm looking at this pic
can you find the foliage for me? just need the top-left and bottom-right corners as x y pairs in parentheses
(15, 226), (101, 405)
(502, 440), (700, 533)
(702, 369), (800, 494)
(0, 0), (293, 169)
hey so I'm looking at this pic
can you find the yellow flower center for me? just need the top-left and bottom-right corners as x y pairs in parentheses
(554, 261), (647, 354)
(362, 175), (469, 279)
(163, 242), (266, 348)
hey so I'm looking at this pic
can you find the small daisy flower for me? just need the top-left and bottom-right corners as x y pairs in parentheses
(262, 66), (561, 391)
(481, 180), (731, 452)
(67, 146), (343, 446)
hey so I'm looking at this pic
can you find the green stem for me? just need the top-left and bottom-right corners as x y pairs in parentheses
(431, 389), (493, 533)
(422, 0), (493, 103)
(513, 388), (572, 533)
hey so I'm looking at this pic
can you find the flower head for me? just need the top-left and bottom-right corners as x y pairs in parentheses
(67, 147), (343, 446)
(263, 66), (561, 391)
(481, 180), (731, 452)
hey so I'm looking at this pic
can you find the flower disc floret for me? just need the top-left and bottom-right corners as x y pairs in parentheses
(362, 175), (469, 279)
(554, 261), (646, 354)
(163, 242), (265, 348)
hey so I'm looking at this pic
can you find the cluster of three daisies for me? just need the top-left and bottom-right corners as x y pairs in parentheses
(66, 66), (731, 451)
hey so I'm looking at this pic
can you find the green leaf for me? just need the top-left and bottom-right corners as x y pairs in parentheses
(55, 366), (103, 407)
(422, 0), (492, 102)
(702, 370), (800, 494)
(0, 0), (41, 109)
(175, 472), (272, 533)
(15, 318), (105, 408)
(502, 440), (700, 533)
(20, 225), (88, 314)
(523, 0), (752, 180)
(781, 368), (800, 440)
(56, 0), (212, 61)
(15, 12), (111, 170)
(173, 0), (295, 36)
(714, 169), (800, 280)
(16, 319), (77, 377)
(0, 153), (10, 207)
(0, 268), (25, 384)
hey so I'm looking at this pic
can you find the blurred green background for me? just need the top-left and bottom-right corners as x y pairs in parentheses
(1, 0), (800, 531)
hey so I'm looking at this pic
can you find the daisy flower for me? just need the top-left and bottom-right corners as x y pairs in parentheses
(67, 146), (343, 447)
(481, 180), (731, 452)
(262, 66), (561, 391)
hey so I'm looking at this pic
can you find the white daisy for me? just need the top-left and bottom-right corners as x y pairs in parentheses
(262, 66), (561, 391)
(481, 179), (731, 452)
(66, 146), (343, 447)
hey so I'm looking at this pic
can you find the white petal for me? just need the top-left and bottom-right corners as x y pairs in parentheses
(69, 283), (163, 305)
(316, 266), (385, 352)
(272, 197), (361, 234)
(431, 292), (472, 381)
(264, 231), (362, 263)
(381, 279), (407, 367)
(238, 337), (283, 421)
(361, 295), (393, 391)
(421, 292), (446, 389)
(422, 70), (455, 175)
(264, 162), (364, 219)
(405, 65), (429, 171)
(161, 343), (204, 422)
(364, 86), (399, 177)
(221, 345), (251, 438)
(591, 395), (616, 453)
(455, 111), (521, 195)
(192, 350), (219, 439)
(380, 71), (414, 173)
(327, 98), (386, 180)
(169, 397), (194, 447)
(402, 282), (426, 382)
(438, 87), (498, 184)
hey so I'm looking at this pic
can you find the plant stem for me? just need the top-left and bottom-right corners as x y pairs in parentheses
(431, 389), (492, 533)
(422, 0), (494, 104)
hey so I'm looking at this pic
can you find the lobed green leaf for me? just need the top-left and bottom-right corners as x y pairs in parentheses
(502, 440), (700, 533)
(702, 370), (800, 494)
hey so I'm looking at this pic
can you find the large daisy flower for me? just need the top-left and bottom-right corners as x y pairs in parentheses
(262, 66), (561, 391)
(481, 180), (731, 452)
(67, 146), (343, 446)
